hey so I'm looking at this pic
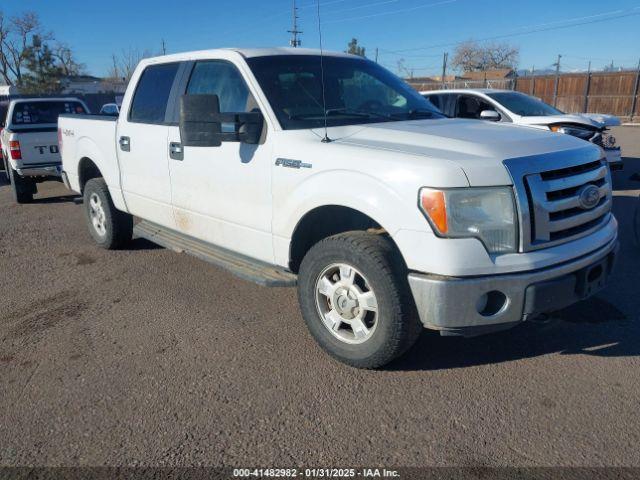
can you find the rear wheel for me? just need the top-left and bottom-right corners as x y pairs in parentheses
(83, 178), (133, 249)
(297, 231), (422, 369)
(2, 154), (10, 181)
(8, 165), (35, 204)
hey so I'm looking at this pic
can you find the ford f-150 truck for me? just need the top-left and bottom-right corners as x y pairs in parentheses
(1, 97), (89, 203)
(59, 48), (618, 368)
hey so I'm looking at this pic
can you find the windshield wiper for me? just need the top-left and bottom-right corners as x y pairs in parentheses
(392, 109), (442, 120)
(325, 108), (394, 121)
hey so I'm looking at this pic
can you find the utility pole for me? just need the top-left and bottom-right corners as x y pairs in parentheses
(441, 52), (448, 89)
(553, 54), (562, 107)
(375, 48), (379, 64)
(630, 58), (640, 122)
(531, 65), (535, 95)
(583, 60), (591, 113)
(288, 0), (302, 48)
(161, 39), (167, 55)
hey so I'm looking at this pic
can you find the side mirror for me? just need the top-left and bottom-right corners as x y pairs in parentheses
(480, 110), (501, 121)
(179, 94), (264, 147)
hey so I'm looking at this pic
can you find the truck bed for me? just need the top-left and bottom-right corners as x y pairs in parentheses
(58, 114), (120, 195)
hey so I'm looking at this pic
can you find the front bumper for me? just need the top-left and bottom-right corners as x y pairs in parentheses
(604, 147), (623, 170)
(408, 238), (618, 336)
(16, 163), (62, 178)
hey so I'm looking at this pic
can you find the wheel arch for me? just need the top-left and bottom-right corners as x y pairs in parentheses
(78, 157), (103, 193)
(288, 204), (404, 273)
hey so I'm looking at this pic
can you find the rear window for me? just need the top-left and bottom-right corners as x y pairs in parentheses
(11, 101), (86, 125)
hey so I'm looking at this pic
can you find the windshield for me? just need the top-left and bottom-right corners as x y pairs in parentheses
(11, 101), (86, 125)
(246, 55), (444, 130)
(486, 91), (563, 117)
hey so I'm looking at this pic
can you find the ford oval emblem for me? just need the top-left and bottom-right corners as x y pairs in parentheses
(578, 184), (601, 210)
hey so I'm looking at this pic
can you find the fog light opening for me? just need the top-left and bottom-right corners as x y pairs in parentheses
(477, 291), (508, 317)
(587, 265), (603, 283)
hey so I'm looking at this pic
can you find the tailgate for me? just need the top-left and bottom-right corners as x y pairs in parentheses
(14, 129), (61, 166)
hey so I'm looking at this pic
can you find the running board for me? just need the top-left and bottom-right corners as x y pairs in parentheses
(133, 221), (297, 287)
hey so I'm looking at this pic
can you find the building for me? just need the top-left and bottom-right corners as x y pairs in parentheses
(60, 75), (127, 95)
(0, 84), (20, 99)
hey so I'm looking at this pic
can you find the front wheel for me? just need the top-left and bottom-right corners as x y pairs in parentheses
(83, 178), (133, 249)
(297, 231), (422, 369)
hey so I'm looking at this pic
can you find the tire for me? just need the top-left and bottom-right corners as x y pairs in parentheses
(8, 164), (35, 204)
(634, 195), (640, 247)
(297, 231), (422, 369)
(83, 177), (133, 249)
(2, 154), (10, 181)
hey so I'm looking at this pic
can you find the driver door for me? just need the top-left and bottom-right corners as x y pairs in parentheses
(167, 59), (274, 263)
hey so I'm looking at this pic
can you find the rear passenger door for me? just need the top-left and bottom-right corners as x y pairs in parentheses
(117, 62), (182, 228)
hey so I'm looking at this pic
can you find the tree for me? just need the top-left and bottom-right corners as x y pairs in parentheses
(0, 10), (82, 93)
(346, 38), (366, 58)
(107, 47), (152, 82)
(19, 39), (64, 94)
(52, 42), (84, 76)
(451, 40), (519, 73)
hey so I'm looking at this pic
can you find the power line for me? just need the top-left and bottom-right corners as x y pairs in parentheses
(387, 6), (640, 52)
(324, 0), (457, 24)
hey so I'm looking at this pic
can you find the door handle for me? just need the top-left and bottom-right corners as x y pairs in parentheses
(169, 142), (183, 161)
(119, 136), (130, 152)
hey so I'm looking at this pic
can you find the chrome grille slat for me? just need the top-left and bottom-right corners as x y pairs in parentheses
(547, 199), (612, 233)
(539, 165), (607, 192)
(544, 184), (610, 212)
(503, 147), (613, 252)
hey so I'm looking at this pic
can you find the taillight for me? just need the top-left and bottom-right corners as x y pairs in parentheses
(9, 140), (22, 160)
(57, 128), (63, 154)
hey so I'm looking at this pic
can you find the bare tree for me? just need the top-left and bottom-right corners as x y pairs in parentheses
(52, 42), (84, 76)
(452, 40), (519, 73)
(396, 58), (413, 79)
(107, 47), (152, 82)
(0, 10), (53, 85)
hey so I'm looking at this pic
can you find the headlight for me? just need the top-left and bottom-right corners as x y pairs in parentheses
(419, 187), (517, 254)
(549, 125), (594, 140)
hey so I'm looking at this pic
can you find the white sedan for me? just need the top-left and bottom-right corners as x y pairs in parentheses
(422, 89), (623, 170)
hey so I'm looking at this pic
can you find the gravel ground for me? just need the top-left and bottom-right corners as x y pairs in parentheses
(0, 127), (639, 467)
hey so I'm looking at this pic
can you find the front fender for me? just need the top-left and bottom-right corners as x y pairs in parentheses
(272, 169), (432, 267)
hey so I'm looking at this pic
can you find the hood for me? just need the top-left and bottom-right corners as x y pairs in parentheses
(516, 113), (619, 129)
(578, 113), (621, 127)
(313, 118), (596, 186)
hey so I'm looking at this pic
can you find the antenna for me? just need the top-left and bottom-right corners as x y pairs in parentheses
(316, 0), (331, 143)
(288, 0), (302, 48)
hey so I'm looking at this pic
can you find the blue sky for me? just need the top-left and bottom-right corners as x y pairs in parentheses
(4, 0), (640, 77)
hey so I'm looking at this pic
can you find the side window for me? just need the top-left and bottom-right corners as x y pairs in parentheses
(456, 94), (493, 119)
(186, 61), (253, 113)
(426, 95), (441, 110)
(129, 63), (180, 124)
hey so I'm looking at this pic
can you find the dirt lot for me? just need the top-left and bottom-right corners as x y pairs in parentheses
(1, 127), (639, 467)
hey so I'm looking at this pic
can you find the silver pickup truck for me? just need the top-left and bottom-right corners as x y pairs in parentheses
(1, 97), (89, 203)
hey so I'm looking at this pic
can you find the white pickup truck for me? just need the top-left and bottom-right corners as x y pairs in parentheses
(59, 48), (618, 368)
(1, 97), (89, 203)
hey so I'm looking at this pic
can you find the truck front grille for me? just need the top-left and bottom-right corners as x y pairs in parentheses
(504, 149), (613, 252)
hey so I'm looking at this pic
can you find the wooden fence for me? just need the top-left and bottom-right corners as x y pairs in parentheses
(410, 70), (640, 121)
